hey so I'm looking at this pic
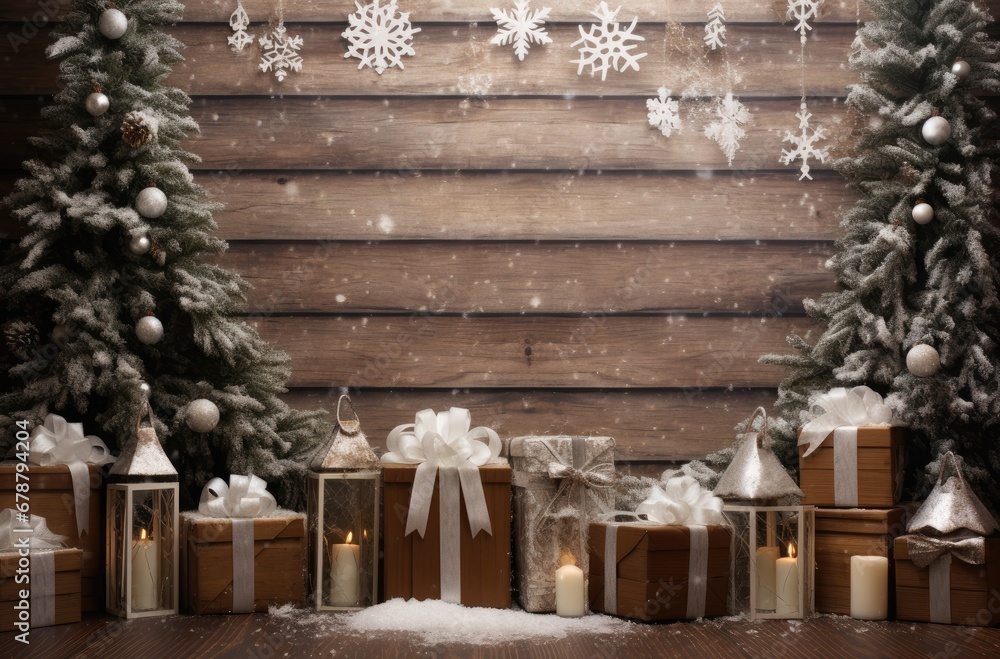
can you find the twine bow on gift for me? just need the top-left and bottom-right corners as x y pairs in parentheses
(0, 509), (67, 550)
(798, 386), (895, 458)
(532, 439), (615, 534)
(28, 414), (115, 536)
(198, 474), (278, 519)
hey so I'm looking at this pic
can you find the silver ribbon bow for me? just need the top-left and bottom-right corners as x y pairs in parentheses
(636, 476), (726, 526)
(0, 509), (67, 550)
(28, 414), (115, 536)
(901, 531), (987, 570)
(797, 386), (896, 458)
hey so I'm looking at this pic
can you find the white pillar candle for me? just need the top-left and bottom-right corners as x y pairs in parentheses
(775, 544), (800, 617)
(329, 532), (361, 607)
(555, 556), (586, 617)
(131, 528), (160, 611)
(850, 555), (889, 620)
(755, 546), (779, 611)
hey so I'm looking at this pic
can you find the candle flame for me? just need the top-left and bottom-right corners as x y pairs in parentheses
(346, 531), (353, 544)
(788, 542), (797, 559)
(363, 529), (368, 541)
(560, 551), (576, 567)
(140, 528), (148, 541)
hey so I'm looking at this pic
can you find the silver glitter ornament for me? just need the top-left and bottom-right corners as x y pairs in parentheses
(98, 8), (128, 39)
(907, 344), (941, 377)
(129, 235), (151, 255)
(906, 452), (999, 536)
(922, 115), (952, 146)
(185, 398), (220, 433)
(713, 407), (803, 504)
(951, 59), (971, 82)
(135, 315), (164, 345)
(139, 382), (151, 396)
(136, 186), (167, 219)
(85, 90), (110, 116)
(912, 202), (934, 225)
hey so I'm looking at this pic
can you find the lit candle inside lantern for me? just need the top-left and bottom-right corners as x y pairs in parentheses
(775, 542), (800, 617)
(131, 528), (160, 611)
(755, 546), (779, 611)
(850, 555), (889, 620)
(329, 531), (361, 607)
(555, 551), (586, 617)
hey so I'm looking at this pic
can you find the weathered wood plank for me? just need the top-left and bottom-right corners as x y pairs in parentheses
(225, 241), (835, 314)
(251, 315), (811, 388)
(283, 387), (776, 461)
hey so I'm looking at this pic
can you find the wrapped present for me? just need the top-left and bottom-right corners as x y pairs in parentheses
(381, 408), (511, 608)
(508, 435), (615, 613)
(895, 452), (1000, 626)
(0, 414), (114, 611)
(797, 387), (904, 508)
(180, 475), (306, 614)
(588, 477), (731, 621)
(0, 510), (82, 632)
(814, 507), (907, 615)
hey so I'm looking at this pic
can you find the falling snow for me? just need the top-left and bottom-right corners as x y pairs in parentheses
(258, 23), (304, 81)
(704, 93), (753, 167)
(704, 4), (727, 50)
(491, 1), (553, 61)
(646, 87), (682, 137)
(343, 0), (422, 74)
(779, 102), (830, 181)
(787, 0), (823, 44)
(571, 2), (647, 81)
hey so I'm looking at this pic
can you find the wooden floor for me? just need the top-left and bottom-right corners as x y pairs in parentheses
(2, 613), (999, 659)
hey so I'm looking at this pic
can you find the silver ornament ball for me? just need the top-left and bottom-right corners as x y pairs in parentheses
(136, 186), (168, 219)
(139, 382), (151, 396)
(98, 8), (128, 40)
(129, 234), (151, 255)
(135, 315), (164, 345)
(912, 202), (935, 225)
(922, 115), (952, 146)
(186, 399), (220, 433)
(907, 344), (941, 377)
(85, 92), (110, 117)
(951, 59), (971, 81)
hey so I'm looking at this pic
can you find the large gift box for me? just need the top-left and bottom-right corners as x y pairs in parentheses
(0, 548), (83, 632)
(814, 507), (906, 615)
(797, 387), (904, 508)
(508, 435), (615, 613)
(381, 408), (512, 608)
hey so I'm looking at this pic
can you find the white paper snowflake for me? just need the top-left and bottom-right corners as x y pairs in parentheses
(228, 1), (253, 53)
(704, 93), (753, 167)
(704, 3), (727, 50)
(571, 2), (647, 81)
(647, 87), (682, 137)
(491, 1), (552, 61)
(787, 0), (822, 44)
(259, 23), (304, 81)
(343, 0), (421, 74)
(779, 101), (829, 180)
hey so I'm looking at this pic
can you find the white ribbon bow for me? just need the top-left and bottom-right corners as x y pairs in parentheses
(382, 407), (501, 538)
(0, 509), (67, 550)
(28, 414), (115, 536)
(635, 476), (725, 526)
(798, 386), (896, 458)
(198, 474), (278, 518)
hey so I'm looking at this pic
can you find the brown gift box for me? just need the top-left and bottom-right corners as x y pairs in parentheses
(382, 463), (512, 608)
(894, 535), (1000, 626)
(588, 523), (731, 621)
(0, 463), (103, 611)
(180, 512), (307, 614)
(814, 507), (906, 615)
(0, 548), (82, 631)
(798, 427), (905, 508)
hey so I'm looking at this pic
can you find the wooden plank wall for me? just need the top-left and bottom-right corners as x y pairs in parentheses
(2, 1), (997, 470)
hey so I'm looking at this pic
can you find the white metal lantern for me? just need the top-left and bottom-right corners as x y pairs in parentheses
(106, 404), (179, 618)
(714, 407), (815, 620)
(307, 396), (380, 611)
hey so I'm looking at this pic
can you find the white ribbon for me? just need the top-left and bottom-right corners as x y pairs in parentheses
(30, 551), (56, 628)
(27, 414), (115, 536)
(0, 509), (67, 550)
(798, 386), (895, 458)
(832, 427), (859, 506)
(686, 525), (709, 619)
(929, 553), (952, 624)
(635, 477), (725, 526)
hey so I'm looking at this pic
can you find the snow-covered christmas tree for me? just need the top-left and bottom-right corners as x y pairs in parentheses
(0, 0), (326, 507)
(764, 0), (1000, 512)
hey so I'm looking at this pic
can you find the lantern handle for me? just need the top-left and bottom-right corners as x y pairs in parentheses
(743, 406), (768, 447)
(336, 395), (361, 435)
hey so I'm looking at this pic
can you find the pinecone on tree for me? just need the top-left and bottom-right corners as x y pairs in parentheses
(4, 320), (40, 360)
(121, 110), (158, 147)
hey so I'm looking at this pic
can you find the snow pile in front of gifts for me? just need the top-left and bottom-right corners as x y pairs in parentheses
(269, 598), (634, 645)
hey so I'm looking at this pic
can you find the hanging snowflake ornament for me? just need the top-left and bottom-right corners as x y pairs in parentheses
(787, 0), (822, 44)
(259, 22), (304, 81)
(343, 0), (421, 74)
(646, 87), (682, 137)
(228, 1), (253, 53)
(779, 101), (829, 181)
(704, 93), (753, 167)
(572, 2), (647, 81)
(491, 1), (552, 61)
(704, 3), (727, 50)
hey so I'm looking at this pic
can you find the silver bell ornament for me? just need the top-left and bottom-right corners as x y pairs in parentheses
(136, 185), (168, 219)
(922, 115), (952, 146)
(85, 85), (110, 116)
(912, 201), (934, 225)
(951, 58), (971, 82)
(185, 398), (220, 433)
(129, 234), (151, 255)
(135, 314), (164, 345)
(98, 7), (128, 40)
(907, 344), (941, 377)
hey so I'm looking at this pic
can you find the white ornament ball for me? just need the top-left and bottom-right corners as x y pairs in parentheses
(907, 344), (941, 377)
(139, 382), (151, 396)
(186, 399), (220, 433)
(136, 315), (164, 345)
(912, 202), (935, 225)
(136, 186), (168, 219)
(951, 59), (971, 81)
(129, 235), (151, 255)
(98, 8), (128, 40)
(922, 115), (952, 146)
(85, 92), (110, 116)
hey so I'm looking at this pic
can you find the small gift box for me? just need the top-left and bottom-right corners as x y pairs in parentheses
(797, 387), (905, 508)
(588, 477), (732, 621)
(508, 435), (615, 613)
(180, 475), (306, 614)
(381, 408), (512, 609)
(0, 510), (82, 632)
